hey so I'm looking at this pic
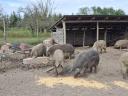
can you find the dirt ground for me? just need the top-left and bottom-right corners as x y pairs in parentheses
(0, 47), (128, 96)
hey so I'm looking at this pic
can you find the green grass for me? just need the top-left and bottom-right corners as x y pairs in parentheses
(0, 28), (32, 38)
(0, 37), (50, 45)
(0, 27), (51, 38)
(0, 28), (51, 45)
(7, 28), (32, 37)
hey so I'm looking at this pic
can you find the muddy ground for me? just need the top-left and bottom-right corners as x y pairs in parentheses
(0, 47), (128, 96)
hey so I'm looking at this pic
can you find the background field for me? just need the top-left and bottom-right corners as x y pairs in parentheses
(0, 28), (51, 45)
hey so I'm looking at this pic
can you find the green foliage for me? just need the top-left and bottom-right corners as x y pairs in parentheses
(115, 9), (125, 15)
(77, 6), (125, 15)
(9, 11), (21, 27)
(77, 7), (90, 15)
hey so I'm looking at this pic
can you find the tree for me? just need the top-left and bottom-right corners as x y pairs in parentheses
(115, 9), (125, 15)
(0, 5), (3, 31)
(9, 11), (21, 27)
(91, 7), (103, 15)
(77, 7), (90, 15)
(19, 0), (62, 37)
(77, 6), (125, 15)
(0, 5), (3, 17)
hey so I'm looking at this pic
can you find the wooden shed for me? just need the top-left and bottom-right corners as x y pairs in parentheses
(50, 15), (128, 46)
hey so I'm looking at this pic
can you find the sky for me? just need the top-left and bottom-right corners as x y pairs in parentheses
(0, 0), (128, 15)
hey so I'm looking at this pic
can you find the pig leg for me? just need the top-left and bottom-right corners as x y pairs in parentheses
(74, 68), (80, 78)
(94, 65), (97, 73)
(96, 47), (98, 52)
(123, 73), (127, 79)
(67, 53), (71, 60)
(60, 64), (63, 71)
(120, 46), (122, 51)
(82, 67), (88, 77)
(54, 61), (59, 76)
(103, 47), (106, 53)
(89, 67), (93, 73)
(122, 66), (127, 79)
(69, 55), (71, 60)
(83, 67), (87, 73)
(100, 48), (102, 54)
(54, 65), (58, 76)
(126, 68), (128, 77)
(57, 63), (64, 74)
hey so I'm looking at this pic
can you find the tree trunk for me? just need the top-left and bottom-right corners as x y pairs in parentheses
(3, 18), (6, 42)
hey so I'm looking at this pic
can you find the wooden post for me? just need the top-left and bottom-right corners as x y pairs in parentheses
(73, 30), (75, 45)
(83, 29), (86, 47)
(62, 21), (66, 44)
(104, 30), (107, 42)
(96, 22), (99, 41)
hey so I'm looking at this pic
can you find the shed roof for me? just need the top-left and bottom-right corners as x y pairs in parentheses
(50, 15), (128, 30)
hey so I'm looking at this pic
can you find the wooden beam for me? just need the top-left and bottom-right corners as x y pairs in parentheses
(105, 17), (109, 20)
(104, 30), (107, 42)
(78, 17), (81, 20)
(62, 21), (66, 44)
(97, 22), (99, 41)
(83, 30), (86, 47)
(91, 17), (95, 20)
(73, 31), (75, 45)
(66, 26), (114, 29)
(65, 20), (128, 23)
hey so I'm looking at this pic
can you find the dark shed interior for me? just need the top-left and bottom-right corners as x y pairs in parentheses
(51, 15), (128, 46)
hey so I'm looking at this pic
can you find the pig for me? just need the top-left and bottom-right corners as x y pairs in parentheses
(52, 49), (64, 75)
(71, 49), (100, 78)
(30, 43), (46, 58)
(47, 44), (74, 59)
(93, 40), (106, 53)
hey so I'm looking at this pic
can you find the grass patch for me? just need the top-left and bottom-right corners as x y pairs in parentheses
(0, 28), (51, 38)
(0, 28), (51, 45)
(7, 28), (32, 37)
(0, 37), (48, 45)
